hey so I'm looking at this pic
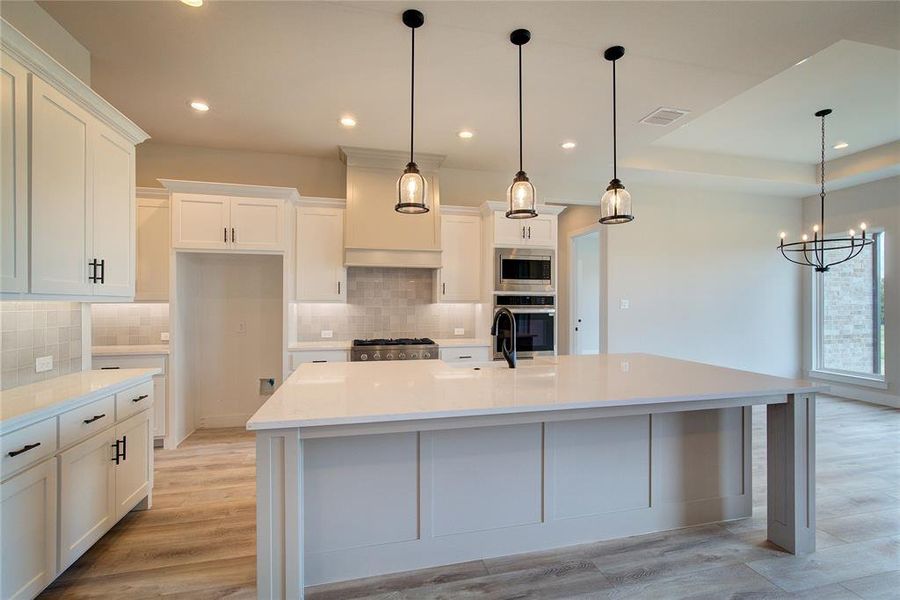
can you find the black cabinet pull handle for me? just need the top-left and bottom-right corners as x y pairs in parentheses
(8, 442), (41, 458)
(83, 413), (106, 424)
(312, 360), (327, 363)
(459, 355), (472, 359)
(442, 282), (446, 295)
(338, 281), (341, 294)
(132, 394), (149, 403)
(88, 259), (97, 283)
(527, 226), (531, 239)
(111, 439), (121, 464)
(522, 226), (526, 239)
(122, 435), (127, 461)
(100, 366), (120, 370)
(232, 227), (236, 243)
(100, 259), (106, 283)
(224, 227), (227, 242)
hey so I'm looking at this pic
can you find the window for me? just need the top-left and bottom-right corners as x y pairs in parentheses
(814, 231), (885, 380)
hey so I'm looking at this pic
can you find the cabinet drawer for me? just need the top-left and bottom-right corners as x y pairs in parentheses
(93, 354), (167, 375)
(1, 418), (57, 480)
(59, 395), (115, 449)
(290, 350), (348, 370)
(115, 381), (153, 422)
(440, 346), (491, 363)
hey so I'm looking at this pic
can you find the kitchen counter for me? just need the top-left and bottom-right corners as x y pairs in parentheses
(251, 353), (824, 597)
(432, 337), (491, 348)
(287, 338), (491, 352)
(92, 344), (170, 356)
(0, 368), (159, 433)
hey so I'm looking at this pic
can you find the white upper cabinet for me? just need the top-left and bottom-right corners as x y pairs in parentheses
(172, 193), (230, 250)
(296, 203), (346, 303)
(166, 181), (295, 254)
(90, 124), (135, 297)
(438, 213), (481, 303)
(230, 197), (284, 252)
(0, 52), (28, 293)
(135, 193), (170, 301)
(0, 22), (148, 300)
(491, 211), (557, 248)
(30, 77), (92, 296)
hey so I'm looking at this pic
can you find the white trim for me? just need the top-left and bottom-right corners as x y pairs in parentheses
(296, 196), (346, 209)
(0, 18), (149, 145)
(441, 204), (481, 216)
(158, 179), (301, 202)
(809, 369), (888, 390)
(821, 382), (899, 409)
(338, 146), (445, 171)
(135, 186), (169, 200)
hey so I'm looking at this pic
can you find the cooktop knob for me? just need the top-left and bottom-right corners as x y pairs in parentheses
(373, 353), (381, 360)
(360, 353), (368, 361)
(423, 351), (431, 359)
(386, 353), (394, 360)
(399, 352), (406, 359)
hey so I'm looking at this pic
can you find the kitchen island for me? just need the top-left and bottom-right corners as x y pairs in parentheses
(247, 353), (824, 599)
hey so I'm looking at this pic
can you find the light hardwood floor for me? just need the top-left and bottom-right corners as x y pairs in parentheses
(41, 396), (899, 599)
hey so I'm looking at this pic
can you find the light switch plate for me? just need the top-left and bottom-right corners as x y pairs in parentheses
(454, 328), (465, 336)
(620, 299), (630, 310)
(160, 332), (170, 342)
(321, 330), (334, 338)
(35, 355), (53, 373)
(237, 321), (247, 334)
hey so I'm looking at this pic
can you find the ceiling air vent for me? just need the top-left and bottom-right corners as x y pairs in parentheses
(640, 107), (689, 126)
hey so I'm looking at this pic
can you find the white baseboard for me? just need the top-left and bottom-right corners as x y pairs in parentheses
(823, 382), (900, 409)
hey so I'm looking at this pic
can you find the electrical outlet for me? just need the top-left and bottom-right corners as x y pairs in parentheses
(160, 332), (169, 342)
(35, 355), (53, 373)
(321, 330), (333, 339)
(237, 321), (247, 334)
(454, 328), (465, 336)
(620, 299), (630, 310)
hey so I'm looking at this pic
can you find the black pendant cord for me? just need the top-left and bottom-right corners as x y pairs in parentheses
(612, 58), (617, 181)
(518, 43), (523, 173)
(410, 26), (415, 165)
(817, 113), (826, 269)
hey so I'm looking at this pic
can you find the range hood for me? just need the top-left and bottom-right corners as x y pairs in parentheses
(339, 146), (446, 268)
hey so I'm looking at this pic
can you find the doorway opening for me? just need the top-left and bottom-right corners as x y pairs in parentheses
(570, 229), (601, 355)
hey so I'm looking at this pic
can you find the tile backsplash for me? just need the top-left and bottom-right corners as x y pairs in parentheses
(1, 301), (83, 390)
(91, 303), (170, 346)
(294, 268), (477, 341)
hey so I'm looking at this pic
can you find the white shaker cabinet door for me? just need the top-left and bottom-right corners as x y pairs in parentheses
(172, 193), (230, 250)
(0, 457), (58, 600)
(58, 428), (117, 571)
(296, 206), (345, 302)
(114, 410), (151, 520)
(90, 125), (135, 297)
(492, 211), (528, 246)
(440, 214), (481, 303)
(0, 52), (28, 293)
(30, 77), (91, 295)
(523, 214), (556, 247)
(230, 197), (284, 252)
(135, 197), (170, 301)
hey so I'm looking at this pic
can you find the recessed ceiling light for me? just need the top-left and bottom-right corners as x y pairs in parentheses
(833, 141), (849, 150)
(561, 141), (576, 150)
(180, 0), (203, 7)
(339, 116), (357, 128)
(189, 100), (210, 112)
(458, 130), (474, 139)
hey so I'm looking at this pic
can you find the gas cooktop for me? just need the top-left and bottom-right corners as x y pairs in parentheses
(350, 338), (438, 361)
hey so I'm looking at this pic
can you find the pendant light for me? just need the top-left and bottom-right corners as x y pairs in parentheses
(396, 9), (428, 214)
(779, 109), (872, 272)
(599, 46), (634, 225)
(506, 28), (537, 219)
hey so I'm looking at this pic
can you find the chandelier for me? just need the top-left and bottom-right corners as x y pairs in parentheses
(779, 109), (872, 272)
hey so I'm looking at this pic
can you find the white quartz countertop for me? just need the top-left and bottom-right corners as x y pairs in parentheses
(247, 353), (826, 431)
(92, 344), (170, 356)
(1, 369), (159, 433)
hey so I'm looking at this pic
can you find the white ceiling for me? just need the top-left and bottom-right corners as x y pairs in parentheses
(38, 0), (900, 191)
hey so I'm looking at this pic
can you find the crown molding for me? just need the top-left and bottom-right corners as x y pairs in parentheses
(338, 146), (446, 171)
(1, 18), (149, 145)
(441, 204), (481, 216)
(297, 196), (347, 208)
(136, 186), (170, 200)
(158, 179), (301, 202)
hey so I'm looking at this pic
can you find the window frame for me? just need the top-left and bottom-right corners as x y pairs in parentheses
(810, 229), (887, 388)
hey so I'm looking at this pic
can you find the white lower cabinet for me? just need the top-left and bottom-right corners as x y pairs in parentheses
(0, 457), (57, 600)
(59, 428), (116, 570)
(289, 350), (348, 372)
(440, 346), (491, 363)
(114, 410), (151, 521)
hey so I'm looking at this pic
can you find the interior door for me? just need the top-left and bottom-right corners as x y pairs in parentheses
(230, 197), (284, 252)
(114, 410), (151, 520)
(0, 52), (28, 292)
(58, 428), (117, 570)
(30, 76), (91, 295)
(296, 206), (345, 302)
(172, 193), (229, 250)
(91, 125), (134, 297)
(572, 232), (600, 354)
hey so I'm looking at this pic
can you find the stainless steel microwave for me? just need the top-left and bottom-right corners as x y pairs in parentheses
(494, 248), (555, 292)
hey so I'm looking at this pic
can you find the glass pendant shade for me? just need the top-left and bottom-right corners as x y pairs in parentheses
(396, 163), (428, 214)
(599, 180), (633, 224)
(506, 172), (537, 218)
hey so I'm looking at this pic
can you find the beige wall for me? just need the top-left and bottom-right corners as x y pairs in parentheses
(802, 176), (900, 406)
(558, 184), (804, 379)
(137, 141), (347, 199)
(1, 0), (90, 84)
